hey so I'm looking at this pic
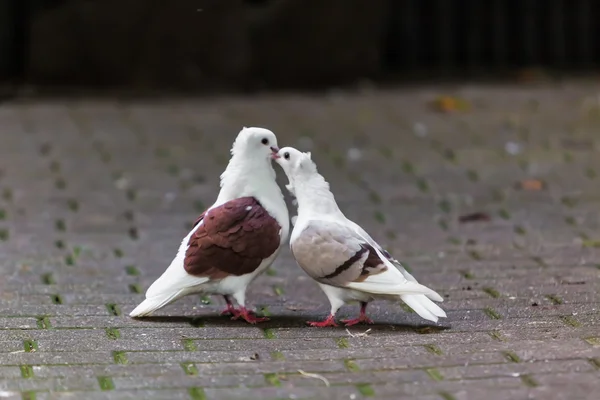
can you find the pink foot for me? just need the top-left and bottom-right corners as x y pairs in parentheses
(341, 302), (374, 326)
(306, 314), (338, 327)
(341, 315), (374, 327)
(220, 307), (240, 317)
(220, 295), (241, 317)
(231, 307), (270, 324)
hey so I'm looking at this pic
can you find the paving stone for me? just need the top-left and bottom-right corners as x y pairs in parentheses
(2, 85), (600, 399)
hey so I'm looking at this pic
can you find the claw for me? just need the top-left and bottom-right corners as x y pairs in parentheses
(220, 307), (240, 317)
(231, 307), (270, 324)
(341, 316), (374, 327)
(306, 314), (338, 327)
(341, 302), (374, 326)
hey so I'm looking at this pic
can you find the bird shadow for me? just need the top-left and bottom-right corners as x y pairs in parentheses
(133, 314), (450, 333)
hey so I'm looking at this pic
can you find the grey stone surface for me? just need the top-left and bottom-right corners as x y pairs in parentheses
(1, 83), (600, 399)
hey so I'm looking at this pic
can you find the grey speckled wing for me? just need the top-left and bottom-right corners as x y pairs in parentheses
(290, 220), (387, 287)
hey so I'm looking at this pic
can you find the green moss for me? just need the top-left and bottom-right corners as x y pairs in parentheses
(264, 373), (281, 387)
(498, 209), (511, 219)
(368, 191), (382, 204)
(356, 383), (375, 397)
(125, 265), (139, 276)
(546, 295), (563, 305)
(438, 199), (451, 213)
(105, 303), (121, 316)
(560, 315), (580, 327)
(36, 316), (51, 329)
(128, 284), (142, 294)
(466, 169), (479, 182)
(483, 287), (501, 298)
(423, 344), (443, 356)
(183, 339), (197, 351)
(344, 359), (360, 372)
(263, 329), (276, 339)
(401, 160), (415, 174)
(373, 211), (386, 224)
(336, 338), (349, 349)
(67, 199), (79, 212)
(20, 365), (34, 379)
(439, 391), (456, 400)
(98, 376), (115, 391)
(22, 391), (36, 400)
(503, 351), (521, 363)
(55, 219), (66, 231)
(181, 362), (198, 376)
(23, 340), (38, 352)
(113, 351), (128, 365)
(416, 178), (429, 192)
(106, 328), (120, 340)
(41, 273), (55, 285)
(425, 368), (444, 381)
(520, 374), (538, 387)
(54, 178), (67, 190)
(483, 307), (502, 320)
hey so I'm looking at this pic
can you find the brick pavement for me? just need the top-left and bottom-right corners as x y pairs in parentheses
(0, 83), (599, 399)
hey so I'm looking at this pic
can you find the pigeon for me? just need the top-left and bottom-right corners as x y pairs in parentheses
(130, 127), (290, 324)
(272, 147), (446, 327)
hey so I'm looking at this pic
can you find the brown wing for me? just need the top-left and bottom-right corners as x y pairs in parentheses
(184, 196), (281, 280)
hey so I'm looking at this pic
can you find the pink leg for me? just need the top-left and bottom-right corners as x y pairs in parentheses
(220, 295), (241, 317)
(341, 302), (374, 326)
(306, 314), (338, 328)
(231, 307), (270, 324)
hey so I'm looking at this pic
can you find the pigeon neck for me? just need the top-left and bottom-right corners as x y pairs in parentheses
(217, 155), (284, 215)
(294, 174), (343, 217)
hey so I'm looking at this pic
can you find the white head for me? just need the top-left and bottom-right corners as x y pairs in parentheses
(273, 147), (337, 215)
(272, 146), (318, 181)
(230, 127), (280, 161)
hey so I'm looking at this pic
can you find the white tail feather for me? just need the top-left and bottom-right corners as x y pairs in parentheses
(129, 289), (186, 317)
(346, 280), (442, 301)
(130, 222), (210, 318)
(400, 294), (447, 322)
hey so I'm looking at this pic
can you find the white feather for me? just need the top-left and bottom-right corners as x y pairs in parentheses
(278, 147), (445, 323)
(130, 127), (290, 318)
(129, 222), (210, 317)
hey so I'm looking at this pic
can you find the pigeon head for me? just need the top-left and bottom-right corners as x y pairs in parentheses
(273, 147), (316, 177)
(231, 127), (279, 160)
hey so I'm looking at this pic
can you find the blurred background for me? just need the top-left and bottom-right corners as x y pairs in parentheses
(1, 0), (600, 96)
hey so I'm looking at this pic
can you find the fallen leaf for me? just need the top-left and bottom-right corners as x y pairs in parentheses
(516, 179), (545, 191)
(431, 96), (470, 113)
(458, 212), (491, 223)
(298, 370), (330, 387)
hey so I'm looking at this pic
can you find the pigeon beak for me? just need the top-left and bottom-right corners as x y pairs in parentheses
(270, 146), (281, 159)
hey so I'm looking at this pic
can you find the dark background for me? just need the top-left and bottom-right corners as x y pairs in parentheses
(1, 0), (599, 95)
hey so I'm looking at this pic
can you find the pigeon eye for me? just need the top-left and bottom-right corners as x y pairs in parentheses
(261, 138), (269, 145)
(284, 152), (290, 160)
